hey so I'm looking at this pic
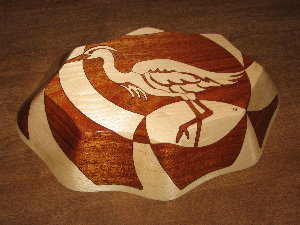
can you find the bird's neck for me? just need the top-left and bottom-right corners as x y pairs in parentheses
(101, 51), (128, 83)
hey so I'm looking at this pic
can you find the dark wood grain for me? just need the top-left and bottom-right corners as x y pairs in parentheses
(44, 31), (250, 190)
(152, 115), (247, 189)
(1, 0), (299, 225)
(248, 96), (279, 147)
(44, 75), (142, 189)
(17, 98), (31, 139)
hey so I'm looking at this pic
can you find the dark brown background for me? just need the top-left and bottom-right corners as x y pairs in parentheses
(1, 0), (299, 224)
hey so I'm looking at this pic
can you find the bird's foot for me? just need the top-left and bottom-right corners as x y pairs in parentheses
(176, 124), (190, 143)
(120, 84), (148, 100)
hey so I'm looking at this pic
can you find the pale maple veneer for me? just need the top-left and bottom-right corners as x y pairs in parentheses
(17, 28), (279, 200)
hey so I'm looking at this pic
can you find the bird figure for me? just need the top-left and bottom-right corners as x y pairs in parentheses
(68, 45), (243, 147)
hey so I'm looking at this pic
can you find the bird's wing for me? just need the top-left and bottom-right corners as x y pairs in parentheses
(133, 59), (243, 90)
(146, 71), (204, 94)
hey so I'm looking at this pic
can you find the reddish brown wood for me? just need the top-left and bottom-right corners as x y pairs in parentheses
(85, 32), (250, 114)
(83, 55), (181, 116)
(151, 115), (247, 189)
(133, 118), (150, 144)
(242, 54), (254, 69)
(248, 96), (279, 147)
(43, 32), (253, 190)
(44, 75), (142, 189)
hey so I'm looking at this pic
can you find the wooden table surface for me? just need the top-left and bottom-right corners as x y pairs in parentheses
(1, 1), (299, 224)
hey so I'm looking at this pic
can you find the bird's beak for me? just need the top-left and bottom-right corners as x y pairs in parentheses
(66, 54), (89, 63)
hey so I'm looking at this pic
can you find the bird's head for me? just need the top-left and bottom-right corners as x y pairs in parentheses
(85, 46), (117, 59)
(66, 46), (117, 63)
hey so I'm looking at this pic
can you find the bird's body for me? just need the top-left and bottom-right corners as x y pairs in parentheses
(73, 45), (243, 146)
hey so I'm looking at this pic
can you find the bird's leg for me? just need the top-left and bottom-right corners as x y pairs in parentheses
(176, 100), (213, 147)
(193, 99), (214, 119)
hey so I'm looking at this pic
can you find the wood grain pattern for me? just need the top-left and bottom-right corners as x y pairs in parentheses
(248, 96), (279, 147)
(17, 98), (31, 139)
(84, 32), (250, 112)
(44, 75), (142, 189)
(2, 0), (299, 224)
(151, 115), (247, 189)
(16, 28), (279, 200)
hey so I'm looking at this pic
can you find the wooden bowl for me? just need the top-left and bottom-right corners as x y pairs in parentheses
(17, 28), (279, 200)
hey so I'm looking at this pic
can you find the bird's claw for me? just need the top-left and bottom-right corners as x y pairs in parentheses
(176, 125), (190, 143)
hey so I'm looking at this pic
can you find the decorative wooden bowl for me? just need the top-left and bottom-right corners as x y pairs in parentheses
(17, 28), (279, 201)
